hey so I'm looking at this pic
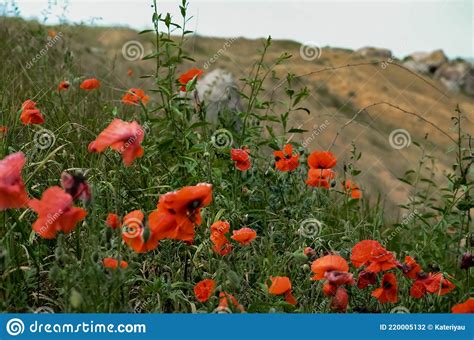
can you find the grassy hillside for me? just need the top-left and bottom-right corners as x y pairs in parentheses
(3, 17), (473, 216)
(0, 13), (472, 314)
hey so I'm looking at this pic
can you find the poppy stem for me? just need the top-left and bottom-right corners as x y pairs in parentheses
(183, 249), (189, 282)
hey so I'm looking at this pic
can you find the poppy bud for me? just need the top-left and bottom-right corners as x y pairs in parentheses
(142, 226), (151, 243)
(460, 253), (473, 270)
(304, 247), (317, 258)
(105, 227), (113, 241)
(69, 289), (83, 309)
(293, 251), (308, 263)
(302, 264), (310, 272)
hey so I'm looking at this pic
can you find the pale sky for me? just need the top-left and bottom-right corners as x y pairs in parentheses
(3, 0), (473, 59)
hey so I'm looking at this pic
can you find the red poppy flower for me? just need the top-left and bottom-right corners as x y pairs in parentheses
(308, 151), (337, 169)
(121, 210), (160, 253)
(231, 148), (251, 171)
(88, 119), (145, 166)
(357, 270), (377, 289)
(268, 276), (297, 305)
(330, 287), (349, 312)
(371, 273), (398, 303)
(20, 100), (45, 125)
(29, 186), (87, 239)
(156, 183), (213, 223)
(343, 180), (362, 199)
(103, 258), (128, 269)
(350, 240), (398, 273)
(148, 208), (188, 241)
(22, 99), (36, 110)
(121, 88), (150, 106)
(149, 183), (213, 243)
(157, 183), (212, 225)
(58, 81), (70, 91)
(178, 68), (203, 91)
(409, 272), (456, 298)
(194, 279), (216, 302)
(127, 69), (133, 77)
(311, 255), (349, 280)
(274, 144), (299, 172)
(306, 169), (335, 189)
(60, 171), (91, 202)
(218, 292), (245, 312)
(231, 227), (257, 245)
(451, 298), (474, 314)
(106, 213), (121, 229)
(0, 152), (29, 210)
(424, 273), (456, 296)
(401, 256), (422, 279)
(210, 221), (232, 256)
(0, 126), (7, 138)
(80, 78), (100, 90)
(410, 279), (427, 298)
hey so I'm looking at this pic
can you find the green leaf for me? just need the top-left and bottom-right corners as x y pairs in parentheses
(139, 29), (154, 35)
(288, 128), (308, 133)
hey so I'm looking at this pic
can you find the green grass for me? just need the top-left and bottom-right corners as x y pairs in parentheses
(0, 2), (472, 314)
